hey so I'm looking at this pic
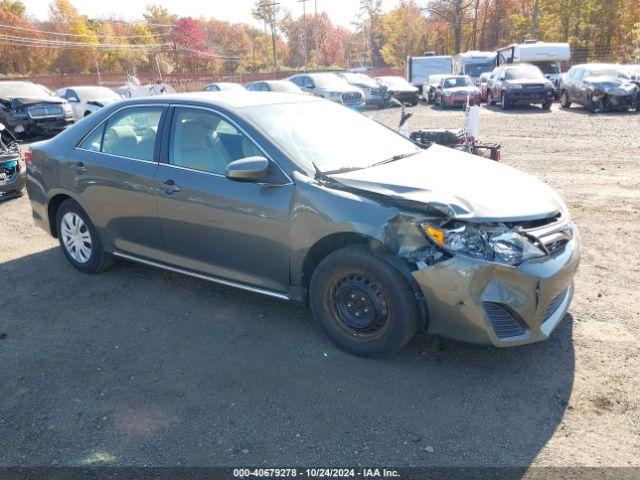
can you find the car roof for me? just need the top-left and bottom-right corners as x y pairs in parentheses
(117, 91), (320, 109)
(573, 63), (621, 70)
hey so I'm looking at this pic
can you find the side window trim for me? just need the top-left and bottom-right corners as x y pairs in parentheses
(75, 104), (168, 164)
(165, 103), (292, 184)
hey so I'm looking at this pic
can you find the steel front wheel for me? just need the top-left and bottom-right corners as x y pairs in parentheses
(309, 245), (420, 357)
(56, 199), (113, 273)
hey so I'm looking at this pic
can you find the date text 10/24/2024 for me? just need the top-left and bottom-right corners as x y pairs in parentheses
(233, 468), (401, 478)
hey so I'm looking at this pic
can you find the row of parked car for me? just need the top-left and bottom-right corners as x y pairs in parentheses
(423, 63), (640, 113)
(204, 72), (420, 108)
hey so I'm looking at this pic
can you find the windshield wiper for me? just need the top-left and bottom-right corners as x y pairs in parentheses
(369, 151), (420, 168)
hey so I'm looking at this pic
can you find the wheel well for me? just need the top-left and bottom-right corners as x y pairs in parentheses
(301, 233), (380, 288)
(47, 194), (72, 237)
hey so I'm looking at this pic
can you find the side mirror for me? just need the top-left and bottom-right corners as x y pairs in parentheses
(224, 156), (269, 181)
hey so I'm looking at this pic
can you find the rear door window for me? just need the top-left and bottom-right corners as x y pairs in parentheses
(101, 107), (164, 161)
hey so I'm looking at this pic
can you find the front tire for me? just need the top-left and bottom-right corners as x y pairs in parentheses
(542, 99), (552, 110)
(487, 91), (495, 106)
(309, 245), (420, 358)
(501, 92), (510, 110)
(56, 199), (113, 273)
(560, 91), (571, 108)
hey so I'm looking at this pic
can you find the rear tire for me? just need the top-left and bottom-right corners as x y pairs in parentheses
(309, 245), (419, 358)
(56, 199), (113, 274)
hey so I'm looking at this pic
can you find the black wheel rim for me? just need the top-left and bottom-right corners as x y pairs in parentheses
(331, 274), (389, 336)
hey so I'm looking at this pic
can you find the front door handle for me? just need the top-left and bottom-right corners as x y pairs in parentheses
(72, 161), (87, 174)
(161, 179), (181, 194)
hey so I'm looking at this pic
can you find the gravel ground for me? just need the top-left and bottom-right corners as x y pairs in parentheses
(0, 102), (638, 469)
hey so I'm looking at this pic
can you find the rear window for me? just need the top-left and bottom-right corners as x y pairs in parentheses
(505, 67), (545, 80)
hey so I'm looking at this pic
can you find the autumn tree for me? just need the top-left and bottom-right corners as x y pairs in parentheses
(380, 1), (428, 67)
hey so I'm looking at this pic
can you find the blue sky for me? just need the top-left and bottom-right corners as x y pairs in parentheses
(25, 0), (399, 29)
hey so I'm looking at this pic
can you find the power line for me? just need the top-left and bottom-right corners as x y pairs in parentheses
(0, 22), (171, 39)
(0, 33), (171, 50)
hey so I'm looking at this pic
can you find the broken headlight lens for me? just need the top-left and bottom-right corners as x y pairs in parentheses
(419, 222), (546, 266)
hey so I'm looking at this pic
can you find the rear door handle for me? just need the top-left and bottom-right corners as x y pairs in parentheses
(161, 179), (181, 194)
(72, 161), (87, 173)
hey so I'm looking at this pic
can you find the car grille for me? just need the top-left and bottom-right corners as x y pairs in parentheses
(28, 104), (64, 119)
(514, 214), (573, 255)
(483, 302), (526, 339)
(342, 92), (362, 105)
(544, 288), (569, 322)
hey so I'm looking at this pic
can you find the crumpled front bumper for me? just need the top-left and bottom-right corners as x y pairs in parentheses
(412, 229), (581, 347)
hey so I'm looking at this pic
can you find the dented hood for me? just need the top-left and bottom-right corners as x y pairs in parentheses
(332, 144), (563, 222)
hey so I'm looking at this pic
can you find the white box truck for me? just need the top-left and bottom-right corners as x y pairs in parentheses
(406, 55), (452, 92)
(452, 51), (497, 83)
(496, 40), (571, 95)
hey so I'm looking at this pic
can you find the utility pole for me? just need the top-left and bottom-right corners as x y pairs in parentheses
(260, 1), (280, 74)
(298, 0), (310, 70)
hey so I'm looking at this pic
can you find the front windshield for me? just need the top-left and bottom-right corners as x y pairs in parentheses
(443, 77), (471, 88)
(586, 68), (630, 80)
(505, 67), (545, 80)
(341, 72), (376, 87)
(313, 74), (350, 89)
(378, 77), (410, 89)
(76, 87), (120, 101)
(0, 82), (51, 99)
(536, 62), (561, 75)
(272, 81), (302, 92)
(465, 63), (494, 77)
(244, 100), (420, 173)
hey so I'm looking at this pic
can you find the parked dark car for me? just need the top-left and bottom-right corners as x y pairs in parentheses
(26, 92), (580, 357)
(245, 80), (305, 94)
(203, 82), (246, 92)
(486, 65), (555, 110)
(374, 76), (420, 106)
(433, 75), (481, 108)
(559, 64), (639, 113)
(0, 81), (75, 140)
(0, 125), (24, 197)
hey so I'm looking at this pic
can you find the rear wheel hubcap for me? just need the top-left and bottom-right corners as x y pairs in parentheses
(61, 212), (92, 264)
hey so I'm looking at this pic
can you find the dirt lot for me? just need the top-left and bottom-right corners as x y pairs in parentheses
(0, 103), (638, 470)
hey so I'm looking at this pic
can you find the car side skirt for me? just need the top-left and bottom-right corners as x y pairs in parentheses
(112, 252), (290, 301)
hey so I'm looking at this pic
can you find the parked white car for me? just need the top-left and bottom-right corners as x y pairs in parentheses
(55, 86), (122, 121)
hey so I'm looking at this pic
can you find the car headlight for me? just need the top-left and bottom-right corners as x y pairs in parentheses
(419, 221), (546, 266)
(444, 91), (453, 97)
(63, 103), (73, 113)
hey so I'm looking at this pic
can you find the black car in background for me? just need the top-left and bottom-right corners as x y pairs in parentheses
(0, 82), (75, 140)
(486, 64), (555, 110)
(559, 64), (639, 113)
(374, 76), (420, 106)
